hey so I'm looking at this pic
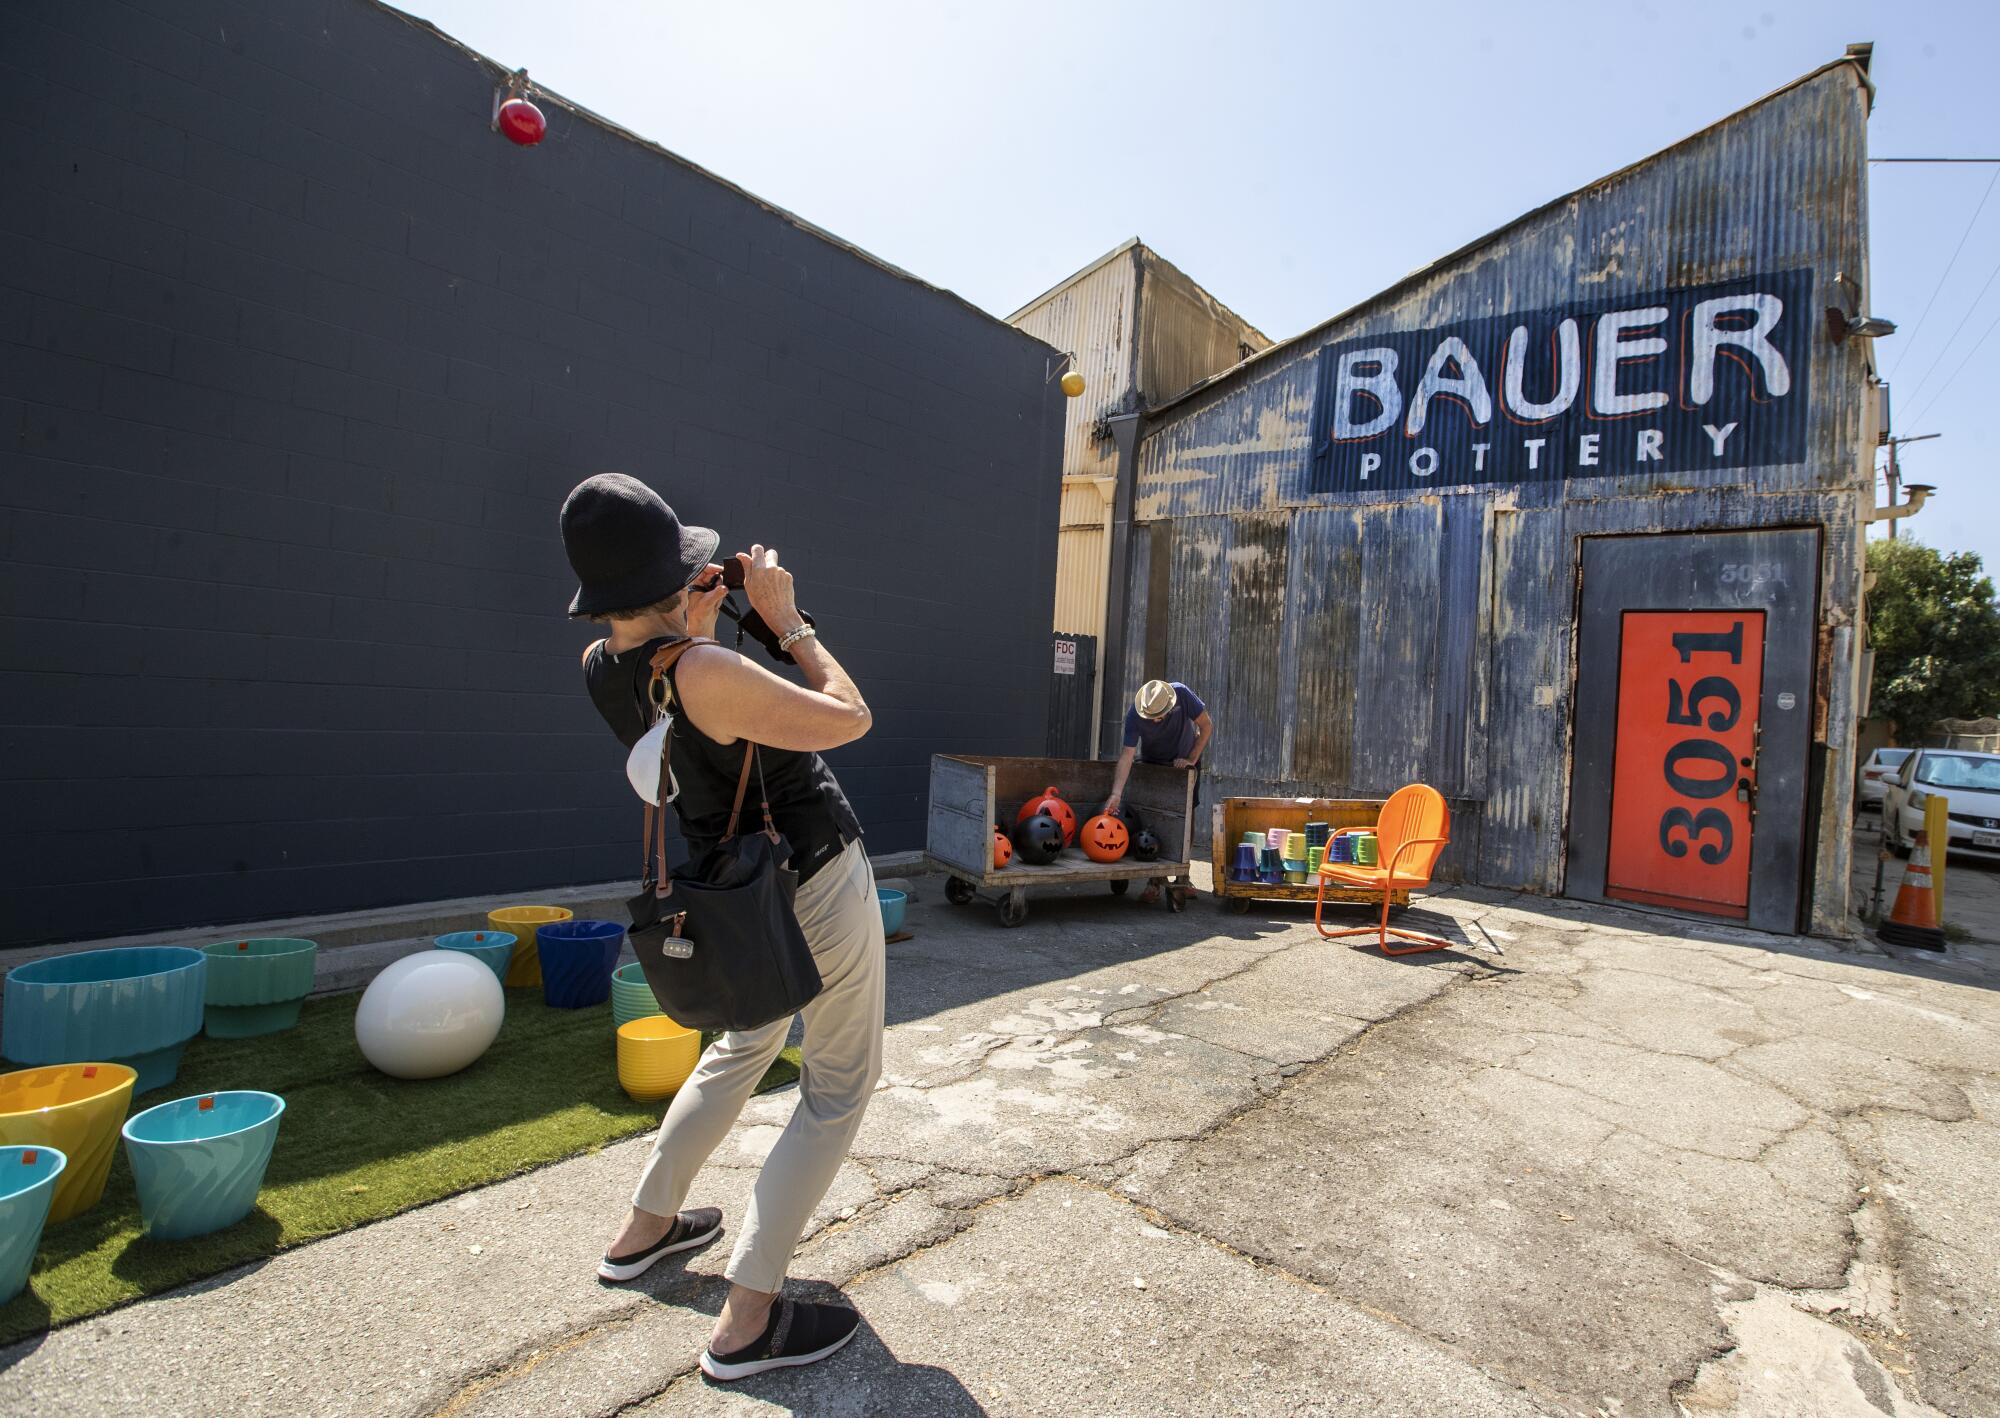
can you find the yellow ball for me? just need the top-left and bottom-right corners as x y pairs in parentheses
(1060, 369), (1086, 398)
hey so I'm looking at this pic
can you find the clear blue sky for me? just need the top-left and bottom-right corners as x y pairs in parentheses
(410, 0), (1999, 572)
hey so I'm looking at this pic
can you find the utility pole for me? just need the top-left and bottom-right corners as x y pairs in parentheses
(1881, 433), (1941, 539)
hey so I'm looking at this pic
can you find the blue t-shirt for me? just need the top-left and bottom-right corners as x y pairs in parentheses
(1122, 683), (1206, 764)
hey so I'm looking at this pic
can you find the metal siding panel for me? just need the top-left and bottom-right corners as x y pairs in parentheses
(1219, 512), (1289, 782)
(1135, 248), (1270, 407)
(1430, 496), (1485, 795)
(1287, 507), (1364, 788)
(1054, 523), (1107, 637)
(1010, 252), (1136, 485)
(1351, 501), (1443, 793)
(1164, 519), (1228, 729)
(1475, 507), (1572, 893)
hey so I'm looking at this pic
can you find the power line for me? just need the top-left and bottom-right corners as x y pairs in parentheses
(1889, 164), (1999, 377)
(1871, 157), (2000, 164)
(1908, 304), (2000, 429)
(1900, 246), (2000, 410)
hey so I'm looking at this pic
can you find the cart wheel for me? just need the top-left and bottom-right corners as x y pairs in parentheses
(1109, 878), (1130, 897)
(997, 890), (1028, 928)
(1167, 885), (1188, 913)
(944, 876), (976, 906)
(1228, 897), (1250, 915)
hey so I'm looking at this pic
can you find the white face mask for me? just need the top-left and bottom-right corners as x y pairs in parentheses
(626, 716), (680, 806)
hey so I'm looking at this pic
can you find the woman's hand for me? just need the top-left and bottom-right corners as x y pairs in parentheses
(740, 544), (803, 637)
(684, 563), (730, 640)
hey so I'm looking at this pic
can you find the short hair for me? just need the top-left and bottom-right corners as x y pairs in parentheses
(584, 588), (685, 625)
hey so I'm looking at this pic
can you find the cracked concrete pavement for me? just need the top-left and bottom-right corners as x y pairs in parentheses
(3, 874), (1997, 1416)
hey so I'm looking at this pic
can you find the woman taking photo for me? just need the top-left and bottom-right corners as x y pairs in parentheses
(561, 472), (882, 1381)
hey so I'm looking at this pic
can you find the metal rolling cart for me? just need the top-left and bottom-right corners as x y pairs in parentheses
(1210, 796), (1409, 915)
(926, 755), (1196, 927)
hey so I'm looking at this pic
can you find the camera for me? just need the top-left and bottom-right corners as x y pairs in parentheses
(696, 559), (748, 593)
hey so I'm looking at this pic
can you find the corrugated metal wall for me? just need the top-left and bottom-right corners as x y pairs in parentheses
(1013, 244), (1271, 642)
(1124, 60), (1874, 933)
(1136, 248), (1268, 406)
(1010, 248), (1136, 639)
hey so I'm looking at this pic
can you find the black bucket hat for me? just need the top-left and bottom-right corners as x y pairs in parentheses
(560, 474), (720, 618)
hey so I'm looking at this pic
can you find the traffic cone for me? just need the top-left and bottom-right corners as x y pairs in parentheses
(1878, 831), (1946, 952)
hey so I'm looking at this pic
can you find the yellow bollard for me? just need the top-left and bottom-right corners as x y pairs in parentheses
(1925, 793), (1949, 924)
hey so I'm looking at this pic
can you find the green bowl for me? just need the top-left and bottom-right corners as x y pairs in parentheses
(610, 962), (664, 1029)
(200, 939), (318, 1039)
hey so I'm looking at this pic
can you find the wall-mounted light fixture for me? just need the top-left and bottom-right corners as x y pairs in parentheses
(1826, 271), (1895, 343)
(492, 69), (547, 147)
(1046, 352), (1085, 399)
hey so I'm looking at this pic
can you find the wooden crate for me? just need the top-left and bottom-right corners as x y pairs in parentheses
(1210, 796), (1408, 914)
(926, 754), (1195, 925)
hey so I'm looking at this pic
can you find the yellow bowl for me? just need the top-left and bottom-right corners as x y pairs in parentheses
(616, 1017), (701, 1103)
(0, 1063), (138, 1223)
(486, 906), (572, 987)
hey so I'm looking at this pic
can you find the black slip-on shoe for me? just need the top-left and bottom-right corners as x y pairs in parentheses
(699, 1298), (861, 1382)
(596, 1207), (722, 1282)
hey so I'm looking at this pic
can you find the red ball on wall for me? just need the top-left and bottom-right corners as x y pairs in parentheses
(497, 97), (547, 147)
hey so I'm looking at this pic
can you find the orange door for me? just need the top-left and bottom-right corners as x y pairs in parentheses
(1604, 611), (1766, 918)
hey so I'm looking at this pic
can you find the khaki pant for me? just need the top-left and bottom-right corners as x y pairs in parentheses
(631, 837), (885, 1293)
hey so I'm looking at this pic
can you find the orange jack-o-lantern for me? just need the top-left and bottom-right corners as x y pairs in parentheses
(994, 824), (1013, 869)
(1016, 786), (1077, 845)
(1081, 813), (1129, 863)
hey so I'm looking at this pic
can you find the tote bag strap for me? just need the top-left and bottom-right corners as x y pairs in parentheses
(637, 636), (719, 896)
(720, 743), (780, 843)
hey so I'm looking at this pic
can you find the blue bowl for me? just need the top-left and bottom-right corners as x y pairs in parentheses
(3, 947), (207, 1095)
(877, 888), (907, 937)
(537, 921), (624, 1009)
(0, 1144), (66, 1303)
(435, 931), (517, 984)
(122, 1090), (285, 1241)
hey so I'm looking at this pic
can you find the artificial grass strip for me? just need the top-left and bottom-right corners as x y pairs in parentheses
(0, 991), (800, 1344)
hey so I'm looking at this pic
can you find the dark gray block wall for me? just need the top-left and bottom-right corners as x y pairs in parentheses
(0, 0), (1063, 947)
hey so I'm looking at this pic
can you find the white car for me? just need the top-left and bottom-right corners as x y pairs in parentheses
(1856, 747), (1913, 811)
(1881, 749), (2000, 860)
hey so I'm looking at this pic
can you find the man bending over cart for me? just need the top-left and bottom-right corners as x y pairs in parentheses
(1105, 678), (1213, 906)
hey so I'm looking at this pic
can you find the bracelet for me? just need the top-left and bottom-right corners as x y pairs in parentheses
(778, 623), (817, 651)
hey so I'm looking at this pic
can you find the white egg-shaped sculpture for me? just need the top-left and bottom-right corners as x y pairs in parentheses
(354, 950), (505, 1080)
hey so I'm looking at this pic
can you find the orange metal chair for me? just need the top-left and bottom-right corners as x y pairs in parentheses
(1314, 784), (1452, 955)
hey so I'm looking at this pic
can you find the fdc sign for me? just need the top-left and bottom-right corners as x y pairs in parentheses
(1308, 270), (1813, 493)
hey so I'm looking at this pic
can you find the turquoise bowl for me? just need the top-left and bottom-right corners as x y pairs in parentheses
(0, 1144), (66, 1304)
(200, 938), (318, 1039)
(122, 1090), (285, 1241)
(610, 962), (665, 1029)
(3, 948), (207, 1095)
(435, 931), (516, 984)
(877, 888), (907, 937)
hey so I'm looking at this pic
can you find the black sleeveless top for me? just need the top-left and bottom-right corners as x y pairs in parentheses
(582, 636), (862, 884)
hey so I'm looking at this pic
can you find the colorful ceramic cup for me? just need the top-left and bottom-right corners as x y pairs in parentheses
(1353, 833), (1379, 867)
(3, 948), (206, 1095)
(486, 906), (572, 987)
(616, 1016), (701, 1103)
(610, 962), (665, 1030)
(1231, 844), (1258, 882)
(122, 1090), (285, 1241)
(537, 920), (624, 1009)
(201, 938), (318, 1039)
(0, 1145), (66, 1304)
(435, 931), (516, 983)
(0, 1062), (138, 1223)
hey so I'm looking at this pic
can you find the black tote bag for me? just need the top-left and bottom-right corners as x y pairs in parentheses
(624, 639), (822, 1033)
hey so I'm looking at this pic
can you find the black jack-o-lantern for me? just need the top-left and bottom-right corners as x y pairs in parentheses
(1130, 827), (1162, 862)
(1012, 813), (1065, 865)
